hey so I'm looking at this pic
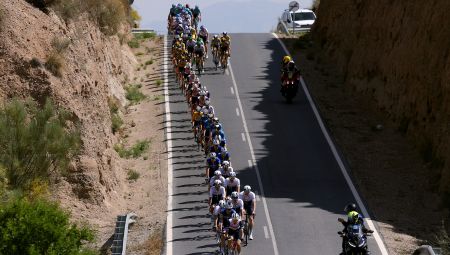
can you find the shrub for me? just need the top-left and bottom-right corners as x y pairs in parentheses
(50, 0), (81, 22)
(45, 53), (64, 77)
(30, 57), (42, 68)
(0, 99), (80, 189)
(294, 32), (313, 49)
(0, 197), (95, 254)
(127, 169), (140, 181)
(125, 84), (146, 104)
(86, 0), (126, 36)
(114, 140), (150, 159)
(134, 32), (156, 40)
(128, 38), (140, 48)
(155, 79), (163, 87)
(145, 59), (154, 66)
(51, 37), (71, 54)
(111, 114), (123, 134)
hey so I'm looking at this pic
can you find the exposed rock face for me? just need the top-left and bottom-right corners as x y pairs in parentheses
(313, 0), (450, 194)
(0, 0), (135, 204)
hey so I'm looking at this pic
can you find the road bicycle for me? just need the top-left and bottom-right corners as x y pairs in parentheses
(242, 213), (249, 246)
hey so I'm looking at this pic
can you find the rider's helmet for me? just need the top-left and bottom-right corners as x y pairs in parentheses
(231, 212), (240, 221)
(213, 35), (218, 39)
(219, 200), (226, 208)
(228, 166), (234, 173)
(229, 172), (236, 178)
(214, 170), (222, 176)
(226, 201), (233, 209)
(283, 55), (292, 64)
(222, 161), (230, 167)
(205, 99), (210, 106)
(214, 179), (222, 186)
(243, 185), (251, 192)
(231, 191), (239, 199)
(195, 105), (201, 111)
(215, 124), (221, 130)
(185, 4), (190, 8)
(213, 117), (219, 123)
(344, 203), (357, 213)
(213, 139), (220, 146)
(287, 61), (295, 71)
(194, 5), (199, 10)
(222, 31), (228, 36)
(200, 25), (205, 31)
(209, 152), (217, 159)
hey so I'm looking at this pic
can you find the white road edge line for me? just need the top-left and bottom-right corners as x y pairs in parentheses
(263, 226), (270, 239)
(229, 63), (280, 255)
(272, 33), (389, 255)
(236, 108), (240, 116)
(163, 35), (174, 255)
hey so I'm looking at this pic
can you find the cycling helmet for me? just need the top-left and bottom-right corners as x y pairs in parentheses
(213, 117), (219, 122)
(185, 4), (190, 8)
(226, 201), (233, 209)
(283, 55), (292, 64)
(229, 172), (236, 177)
(214, 170), (222, 176)
(222, 161), (230, 166)
(223, 31), (228, 36)
(214, 179), (222, 186)
(213, 35), (218, 39)
(174, 34), (180, 39)
(228, 167), (234, 172)
(287, 61), (295, 71)
(213, 139), (220, 146)
(231, 212), (240, 220)
(195, 105), (201, 111)
(219, 200), (226, 208)
(200, 25), (204, 30)
(209, 152), (217, 159)
(344, 203), (357, 213)
(208, 113), (214, 118)
(215, 124), (221, 130)
(205, 99), (210, 106)
(231, 191), (239, 199)
(243, 185), (251, 191)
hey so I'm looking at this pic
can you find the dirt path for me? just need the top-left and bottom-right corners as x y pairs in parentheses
(280, 35), (448, 255)
(115, 35), (167, 255)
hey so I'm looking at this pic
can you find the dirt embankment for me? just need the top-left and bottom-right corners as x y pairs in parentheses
(0, 0), (166, 251)
(312, 0), (450, 196)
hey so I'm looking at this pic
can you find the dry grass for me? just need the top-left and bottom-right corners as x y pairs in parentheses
(45, 53), (64, 77)
(145, 228), (163, 255)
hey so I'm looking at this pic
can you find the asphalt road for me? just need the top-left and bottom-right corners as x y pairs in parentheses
(164, 33), (385, 255)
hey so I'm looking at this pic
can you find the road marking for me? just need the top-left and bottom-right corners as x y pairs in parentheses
(263, 226), (270, 239)
(226, 68), (230, 76)
(236, 108), (240, 116)
(241, 133), (246, 142)
(248, 159), (252, 168)
(272, 33), (390, 255)
(163, 35), (174, 255)
(229, 63), (280, 255)
(230, 87), (235, 95)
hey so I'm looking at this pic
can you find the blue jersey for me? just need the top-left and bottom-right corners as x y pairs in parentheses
(220, 208), (236, 228)
(207, 158), (221, 170)
(212, 130), (226, 141)
(219, 151), (230, 162)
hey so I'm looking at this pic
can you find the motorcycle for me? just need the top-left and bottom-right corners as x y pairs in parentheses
(281, 70), (299, 103)
(338, 221), (371, 255)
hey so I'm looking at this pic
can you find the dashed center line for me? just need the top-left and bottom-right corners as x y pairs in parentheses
(263, 226), (270, 239)
(230, 87), (235, 95)
(241, 133), (246, 142)
(236, 108), (240, 116)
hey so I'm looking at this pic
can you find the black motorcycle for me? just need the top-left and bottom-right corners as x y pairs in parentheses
(338, 223), (371, 255)
(280, 71), (299, 103)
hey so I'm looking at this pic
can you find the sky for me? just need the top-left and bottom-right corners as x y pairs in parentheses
(132, 0), (314, 33)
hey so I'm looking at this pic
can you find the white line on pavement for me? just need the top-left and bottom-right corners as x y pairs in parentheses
(226, 68), (230, 76)
(163, 35), (174, 255)
(241, 133), (246, 142)
(229, 63), (280, 255)
(230, 87), (235, 95)
(272, 33), (389, 255)
(248, 159), (252, 168)
(263, 226), (270, 239)
(236, 108), (240, 116)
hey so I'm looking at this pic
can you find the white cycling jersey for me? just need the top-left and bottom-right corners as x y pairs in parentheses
(225, 177), (240, 188)
(239, 191), (255, 202)
(213, 205), (222, 216)
(209, 186), (225, 198)
(229, 219), (242, 230)
(232, 199), (244, 210)
(209, 176), (225, 187)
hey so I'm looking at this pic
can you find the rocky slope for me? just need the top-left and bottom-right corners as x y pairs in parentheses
(313, 0), (450, 199)
(0, 0), (137, 236)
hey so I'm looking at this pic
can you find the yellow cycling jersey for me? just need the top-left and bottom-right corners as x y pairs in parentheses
(192, 111), (202, 122)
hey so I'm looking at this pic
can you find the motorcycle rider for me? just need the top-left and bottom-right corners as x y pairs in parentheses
(338, 203), (373, 255)
(280, 60), (300, 95)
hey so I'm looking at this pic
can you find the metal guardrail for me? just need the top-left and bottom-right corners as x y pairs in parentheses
(413, 245), (442, 255)
(111, 213), (138, 255)
(131, 28), (156, 34)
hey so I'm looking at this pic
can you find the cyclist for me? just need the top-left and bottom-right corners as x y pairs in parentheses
(239, 185), (256, 240)
(230, 191), (244, 216)
(225, 172), (241, 196)
(198, 25), (209, 57)
(202, 100), (215, 115)
(210, 139), (225, 155)
(211, 35), (221, 58)
(220, 31), (231, 57)
(206, 152), (221, 182)
(192, 5), (201, 29)
(211, 124), (226, 147)
(209, 180), (226, 214)
(219, 161), (233, 178)
(212, 200), (226, 229)
(210, 170), (226, 191)
(185, 35), (196, 58)
(227, 213), (244, 254)
(218, 149), (231, 162)
(218, 201), (236, 254)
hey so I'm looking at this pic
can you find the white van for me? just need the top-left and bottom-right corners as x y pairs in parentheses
(280, 9), (316, 32)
